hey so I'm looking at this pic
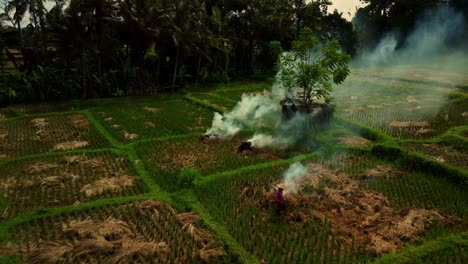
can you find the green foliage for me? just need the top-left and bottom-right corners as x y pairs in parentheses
(178, 167), (201, 188)
(278, 27), (351, 104)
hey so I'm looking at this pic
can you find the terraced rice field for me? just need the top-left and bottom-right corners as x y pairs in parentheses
(0, 66), (466, 263)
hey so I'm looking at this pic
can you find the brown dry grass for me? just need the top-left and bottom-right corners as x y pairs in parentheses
(122, 130), (138, 140)
(81, 175), (134, 196)
(258, 163), (449, 255)
(53, 140), (89, 151)
(30, 118), (48, 128)
(143, 106), (159, 113)
(176, 212), (226, 261)
(389, 121), (430, 128)
(337, 137), (371, 147)
(361, 165), (400, 180)
(0, 243), (18, 255)
(30, 241), (73, 264)
(68, 115), (89, 129)
(27, 217), (168, 263)
(145, 121), (155, 127)
(155, 136), (284, 171)
(113, 238), (168, 262)
(26, 162), (59, 174)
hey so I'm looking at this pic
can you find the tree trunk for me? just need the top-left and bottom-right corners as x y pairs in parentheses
(17, 21), (24, 48)
(195, 55), (202, 87)
(172, 48), (180, 92)
(80, 53), (87, 99)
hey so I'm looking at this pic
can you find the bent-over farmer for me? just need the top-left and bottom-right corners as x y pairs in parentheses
(274, 183), (287, 214)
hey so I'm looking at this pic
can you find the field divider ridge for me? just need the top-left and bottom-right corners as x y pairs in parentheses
(83, 109), (121, 148)
(203, 92), (239, 103)
(372, 231), (468, 264)
(184, 93), (227, 114)
(371, 143), (468, 184)
(125, 145), (167, 195)
(175, 190), (260, 264)
(194, 152), (317, 187)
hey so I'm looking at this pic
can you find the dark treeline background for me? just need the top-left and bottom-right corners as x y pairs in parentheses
(0, 0), (467, 105)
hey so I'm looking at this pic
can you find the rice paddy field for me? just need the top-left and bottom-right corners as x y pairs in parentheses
(0, 65), (467, 263)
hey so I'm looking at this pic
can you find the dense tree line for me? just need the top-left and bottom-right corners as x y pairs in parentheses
(0, 0), (466, 104)
(0, 0), (357, 104)
(353, 0), (468, 50)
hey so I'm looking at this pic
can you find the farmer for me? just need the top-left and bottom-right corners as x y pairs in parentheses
(274, 183), (287, 214)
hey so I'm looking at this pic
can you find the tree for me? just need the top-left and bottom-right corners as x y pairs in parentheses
(277, 27), (351, 106)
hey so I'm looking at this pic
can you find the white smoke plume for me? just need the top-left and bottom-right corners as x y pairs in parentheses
(282, 162), (309, 195)
(206, 49), (328, 148)
(206, 92), (281, 138)
(358, 7), (465, 66)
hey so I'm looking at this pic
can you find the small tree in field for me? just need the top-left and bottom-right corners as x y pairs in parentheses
(278, 27), (351, 106)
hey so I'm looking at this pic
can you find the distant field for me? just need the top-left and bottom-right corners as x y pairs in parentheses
(0, 66), (466, 263)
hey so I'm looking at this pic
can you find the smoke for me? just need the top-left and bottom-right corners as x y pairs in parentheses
(282, 162), (309, 195)
(206, 92), (281, 138)
(206, 63), (317, 148)
(357, 7), (465, 66)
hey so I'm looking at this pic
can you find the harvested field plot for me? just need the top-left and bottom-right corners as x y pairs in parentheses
(138, 134), (288, 191)
(0, 114), (107, 159)
(334, 78), (468, 139)
(0, 152), (143, 219)
(352, 67), (468, 90)
(91, 99), (213, 142)
(3, 200), (234, 263)
(195, 152), (466, 263)
(402, 142), (468, 170)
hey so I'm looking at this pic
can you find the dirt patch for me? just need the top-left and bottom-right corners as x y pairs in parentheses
(0, 243), (19, 256)
(68, 115), (89, 129)
(0, 128), (7, 141)
(81, 175), (134, 196)
(415, 128), (436, 135)
(145, 121), (155, 127)
(30, 118), (48, 128)
(53, 140), (89, 151)
(389, 121), (430, 128)
(144, 107), (159, 113)
(406, 96), (420, 103)
(367, 105), (382, 109)
(462, 112), (468, 117)
(257, 163), (449, 255)
(337, 137), (370, 147)
(122, 130), (138, 140)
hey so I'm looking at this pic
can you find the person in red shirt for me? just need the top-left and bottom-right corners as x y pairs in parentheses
(274, 183), (287, 214)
